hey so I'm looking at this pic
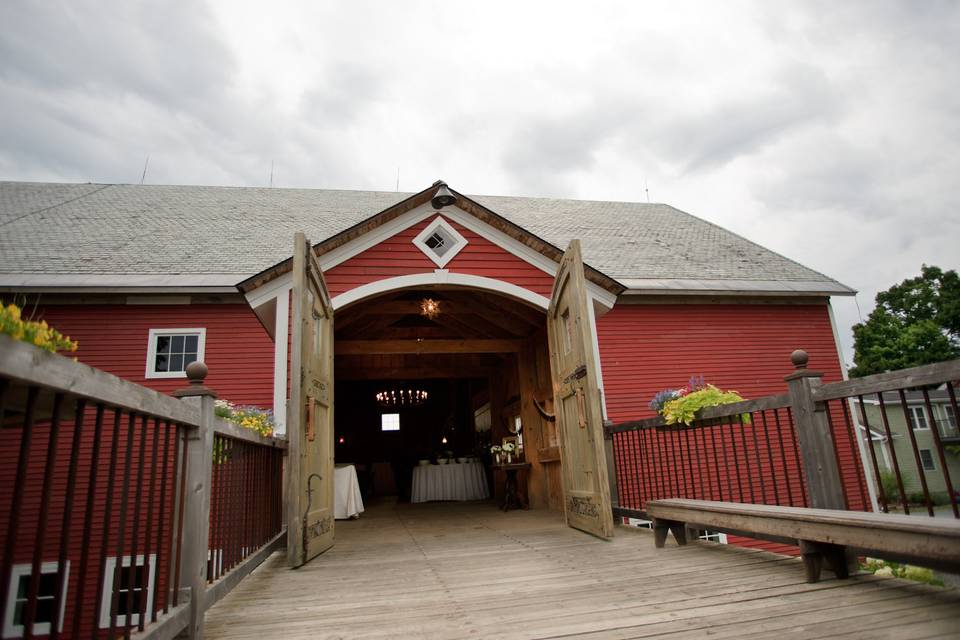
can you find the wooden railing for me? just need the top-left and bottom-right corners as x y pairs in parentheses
(0, 335), (286, 639)
(608, 350), (960, 523)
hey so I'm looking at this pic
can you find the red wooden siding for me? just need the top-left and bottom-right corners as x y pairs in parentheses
(35, 304), (275, 407)
(597, 302), (867, 550)
(597, 302), (845, 422)
(323, 215), (556, 298)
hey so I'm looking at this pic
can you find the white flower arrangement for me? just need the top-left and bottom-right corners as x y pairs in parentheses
(490, 445), (502, 454)
(502, 442), (517, 453)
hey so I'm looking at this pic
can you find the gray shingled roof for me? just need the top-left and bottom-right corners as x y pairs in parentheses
(0, 182), (852, 294)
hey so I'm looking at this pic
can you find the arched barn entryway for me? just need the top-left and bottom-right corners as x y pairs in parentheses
(331, 284), (565, 512)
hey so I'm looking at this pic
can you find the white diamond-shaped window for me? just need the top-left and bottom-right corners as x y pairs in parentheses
(412, 216), (467, 267)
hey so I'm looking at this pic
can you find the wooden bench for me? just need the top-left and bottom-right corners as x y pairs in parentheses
(646, 499), (960, 583)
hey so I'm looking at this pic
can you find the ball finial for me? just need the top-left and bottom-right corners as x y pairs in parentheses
(790, 350), (809, 369)
(185, 360), (208, 384)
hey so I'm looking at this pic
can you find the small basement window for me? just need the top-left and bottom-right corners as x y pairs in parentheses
(146, 328), (206, 379)
(99, 554), (156, 628)
(381, 413), (400, 431)
(3, 561), (69, 638)
(412, 216), (467, 268)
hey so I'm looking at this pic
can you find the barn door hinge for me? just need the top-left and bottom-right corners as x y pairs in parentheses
(602, 420), (614, 440)
(563, 364), (588, 385)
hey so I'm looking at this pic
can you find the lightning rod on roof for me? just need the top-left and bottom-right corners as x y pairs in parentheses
(645, 178), (650, 203)
(270, 160), (274, 188)
(396, 167), (400, 192)
(140, 155), (150, 185)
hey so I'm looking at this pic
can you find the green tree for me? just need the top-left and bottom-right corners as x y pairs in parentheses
(850, 265), (960, 377)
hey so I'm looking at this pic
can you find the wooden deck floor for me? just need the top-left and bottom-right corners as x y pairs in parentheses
(204, 499), (960, 639)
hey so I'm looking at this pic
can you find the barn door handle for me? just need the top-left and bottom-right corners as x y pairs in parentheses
(306, 396), (315, 441)
(575, 388), (587, 429)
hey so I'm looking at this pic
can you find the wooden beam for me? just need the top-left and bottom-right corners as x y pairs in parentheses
(336, 339), (522, 355)
(335, 367), (497, 380)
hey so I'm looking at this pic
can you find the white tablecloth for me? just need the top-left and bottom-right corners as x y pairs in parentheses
(411, 462), (489, 503)
(335, 464), (364, 519)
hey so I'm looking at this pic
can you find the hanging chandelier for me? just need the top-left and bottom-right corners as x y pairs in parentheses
(375, 387), (429, 407)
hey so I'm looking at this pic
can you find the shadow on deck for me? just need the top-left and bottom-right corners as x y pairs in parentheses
(204, 499), (960, 639)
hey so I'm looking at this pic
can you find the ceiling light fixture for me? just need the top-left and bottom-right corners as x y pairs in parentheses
(420, 298), (441, 319)
(376, 387), (429, 407)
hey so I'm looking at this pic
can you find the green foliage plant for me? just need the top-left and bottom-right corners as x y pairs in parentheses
(860, 558), (944, 586)
(877, 470), (901, 503)
(851, 265), (960, 377)
(660, 385), (747, 426)
(1, 301), (78, 353)
(214, 399), (274, 437)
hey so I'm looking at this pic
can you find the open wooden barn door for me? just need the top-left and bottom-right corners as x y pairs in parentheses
(547, 240), (615, 539)
(287, 232), (336, 567)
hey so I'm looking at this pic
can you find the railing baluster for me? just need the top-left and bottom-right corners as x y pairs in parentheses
(51, 398), (85, 640)
(708, 424), (724, 501)
(109, 412), (136, 639)
(773, 408), (794, 506)
(25, 392), (64, 640)
(172, 427), (189, 607)
(122, 415), (148, 639)
(73, 403), (105, 638)
(921, 388), (958, 519)
(857, 395), (888, 513)
(96, 409), (123, 638)
(785, 407), (809, 507)
(139, 418), (161, 630)
(654, 429), (666, 500)
(748, 412), (767, 505)
(840, 399), (869, 510)
(877, 394), (909, 513)
(154, 420), (173, 617)
(0, 384), (37, 636)
(731, 413), (756, 502)
(759, 411), (778, 505)
(896, 389), (934, 516)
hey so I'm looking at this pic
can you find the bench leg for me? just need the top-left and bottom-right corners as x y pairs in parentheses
(653, 519), (687, 548)
(669, 522), (687, 546)
(800, 541), (849, 583)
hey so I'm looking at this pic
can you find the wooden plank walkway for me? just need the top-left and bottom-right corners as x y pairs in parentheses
(204, 499), (960, 639)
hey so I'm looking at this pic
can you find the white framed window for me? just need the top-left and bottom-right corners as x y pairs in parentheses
(907, 406), (929, 430)
(412, 216), (467, 268)
(381, 413), (400, 432)
(98, 554), (156, 629)
(3, 561), (69, 638)
(145, 328), (206, 379)
(941, 404), (957, 429)
(919, 449), (936, 472)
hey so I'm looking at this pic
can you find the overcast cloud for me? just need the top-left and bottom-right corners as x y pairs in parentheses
(1, 0), (957, 365)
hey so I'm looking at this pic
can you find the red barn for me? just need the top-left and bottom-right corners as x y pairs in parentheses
(0, 180), (862, 557)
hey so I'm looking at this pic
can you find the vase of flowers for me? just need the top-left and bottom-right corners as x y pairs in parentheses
(490, 444), (502, 465)
(502, 441), (516, 464)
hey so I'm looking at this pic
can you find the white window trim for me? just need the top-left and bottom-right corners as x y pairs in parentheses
(919, 449), (937, 472)
(98, 554), (157, 629)
(145, 328), (206, 379)
(908, 406), (930, 431)
(3, 561), (70, 638)
(412, 216), (468, 268)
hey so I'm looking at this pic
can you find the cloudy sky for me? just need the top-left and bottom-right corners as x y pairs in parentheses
(1, 0), (957, 364)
